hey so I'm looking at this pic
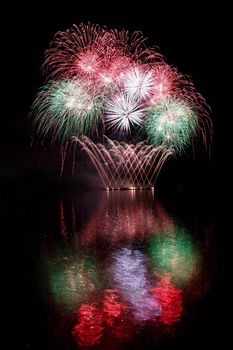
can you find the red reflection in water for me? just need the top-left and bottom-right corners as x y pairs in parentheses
(111, 315), (136, 341)
(103, 289), (125, 326)
(72, 303), (104, 347)
(72, 278), (184, 347)
(151, 275), (183, 325)
(76, 192), (174, 244)
(72, 290), (135, 347)
(102, 290), (135, 341)
(60, 200), (68, 240)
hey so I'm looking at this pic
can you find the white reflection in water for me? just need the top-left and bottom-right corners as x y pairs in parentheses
(111, 247), (160, 321)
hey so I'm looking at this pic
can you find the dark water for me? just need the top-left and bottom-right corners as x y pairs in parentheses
(6, 183), (221, 350)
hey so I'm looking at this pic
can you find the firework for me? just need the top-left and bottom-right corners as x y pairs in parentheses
(123, 66), (155, 100)
(96, 55), (132, 88)
(31, 79), (103, 145)
(149, 64), (190, 102)
(105, 92), (145, 133)
(76, 136), (172, 189)
(150, 64), (179, 102)
(109, 29), (162, 64)
(144, 98), (198, 153)
(43, 24), (136, 90)
(43, 23), (109, 80)
(30, 22), (212, 185)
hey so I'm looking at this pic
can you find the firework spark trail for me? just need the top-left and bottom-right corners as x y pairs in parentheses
(75, 136), (172, 188)
(106, 140), (142, 187)
(128, 145), (172, 188)
(76, 136), (119, 188)
(116, 144), (149, 188)
(101, 142), (132, 188)
(109, 29), (163, 64)
(106, 140), (161, 188)
(111, 247), (160, 321)
(108, 141), (146, 186)
(76, 136), (110, 188)
(103, 137), (172, 188)
(60, 142), (68, 176)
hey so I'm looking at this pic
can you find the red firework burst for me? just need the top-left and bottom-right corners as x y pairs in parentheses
(43, 23), (110, 80)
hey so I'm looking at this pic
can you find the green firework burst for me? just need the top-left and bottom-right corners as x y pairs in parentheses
(144, 98), (198, 154)
(31, 79), (103, 145)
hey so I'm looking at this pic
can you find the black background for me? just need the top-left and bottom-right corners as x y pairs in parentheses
(2, 2), (230, 349)
(3, 2), (229, 185)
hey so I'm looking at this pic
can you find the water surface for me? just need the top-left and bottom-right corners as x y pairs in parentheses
(17, 189), (217, 349)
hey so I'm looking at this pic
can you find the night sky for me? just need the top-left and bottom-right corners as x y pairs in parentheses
(2, 3), (230, 348)
(3, 3), (228, 182)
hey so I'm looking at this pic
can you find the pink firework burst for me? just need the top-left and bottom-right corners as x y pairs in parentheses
(42, 23), (110, 80)
(105, 92), (145, 133)
(97, 56), (132, 87)
(109, 29), (163, 64)
(75, 50), (101, 75)
(151, 64), (177, 101)
(150, 64), (205, 104)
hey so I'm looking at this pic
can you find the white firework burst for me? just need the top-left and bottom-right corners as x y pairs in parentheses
(123, 67), (155, 100)
(105, 92), (145, 133)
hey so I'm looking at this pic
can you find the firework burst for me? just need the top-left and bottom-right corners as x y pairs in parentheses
(151, 64), (178, 102)
(123, 66), (155, 100)
(31, 79), (103, 145)
(105, 92), (145, 134)
(97, 56), (132, 88)
(75, 50), (101, 75)
(43, 23), (110, 80)
(144, 98), (198, 153)
(109, 29), (163, 64)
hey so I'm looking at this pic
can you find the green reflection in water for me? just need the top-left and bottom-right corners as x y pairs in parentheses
(47, 252), (99, 310)
(148, 227), (200, 286)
